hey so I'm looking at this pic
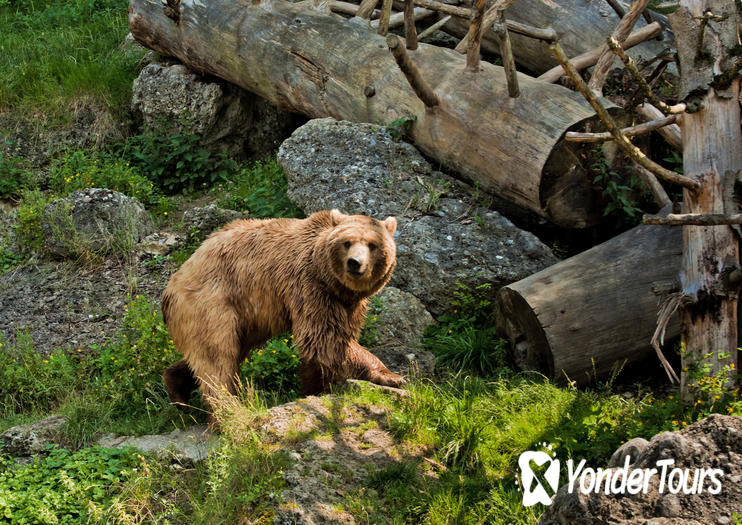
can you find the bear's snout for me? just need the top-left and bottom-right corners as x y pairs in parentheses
(346, 244), (369, 275)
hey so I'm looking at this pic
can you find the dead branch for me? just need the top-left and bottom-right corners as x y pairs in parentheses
(565, 114), (679, 142)
(550, 41), (700, 190)
(636, 103), (683, 150)
(537, 22), (662, 83)
(376, 0), (393, 35)
(404, 0), (418, 49)
(650, 292), (685, 383)
(355, 0), (379, 19)
(588, 0), (651, 95)
(633, 162), (672, 208)
(466, 0), (487, 72)
(643, 213), (742, 225)
(417, 14), (451, 40)
(330, 1), (378, 17)
(371, 7), (433, 30)
(386, 34), (439, 107)
(453, 0), (513, 54)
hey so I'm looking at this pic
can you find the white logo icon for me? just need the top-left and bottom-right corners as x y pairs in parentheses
(517, 443), (560, 507)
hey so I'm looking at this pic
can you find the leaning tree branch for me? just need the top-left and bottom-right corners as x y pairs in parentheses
(606, 36), (686, 114)
(588, 0), (651, 95)
(643, 213), (742, 226)
(636, 103), (683, 150)
(453, 0), (513, 53)
(466, 0), (487, 72)
(386, 34), (439, 107)
(634, 162), (673, 208)
(375, 0), (394, 35)
(495, 10), (519, 97)
(565, 114), (679, 142)
(550, 41), (700, 190)
(537, 22), (662, 83)
(404, 0), (418, 49)
(417, 14), (451, 40)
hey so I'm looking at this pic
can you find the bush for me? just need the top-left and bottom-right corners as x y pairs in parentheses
(215, 159), (303, 218)
(241, 335), (300, 397)
(14, 188), (50, 254)
(0, 446), (140, 523)
(48, 150), (161, 207)
(88, 295), (181, 418)
(120, 123), (233, 194)
(0, 152), (25, 200)
(0, 330), (80, 417)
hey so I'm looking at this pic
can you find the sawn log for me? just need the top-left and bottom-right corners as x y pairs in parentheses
(129, 0), (607, 228)
(494, 222), (682, 385)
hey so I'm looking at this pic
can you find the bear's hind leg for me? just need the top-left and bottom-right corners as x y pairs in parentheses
(163, 359), (198, 406)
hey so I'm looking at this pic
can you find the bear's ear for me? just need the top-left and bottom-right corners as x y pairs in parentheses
(330, 209), (347, 226)
(382, 216), (397, 236)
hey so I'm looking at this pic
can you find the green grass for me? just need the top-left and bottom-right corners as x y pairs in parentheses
(0, 0), (143, 123)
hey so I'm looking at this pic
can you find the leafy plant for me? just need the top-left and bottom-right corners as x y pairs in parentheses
(358, 296), (384, 347)
(215, 158), (303, 218)
(663, 150), (684, 174)
(241, 335), (300, 397)
(0, 247), (24, 273)
(120, 121), (233, 194)
(386, 115), (416, 141)
(591, 147), (644, 227)
(0, 446), (140, 523)
(0, 151), (25, 200)
(14, 188), (50, 254)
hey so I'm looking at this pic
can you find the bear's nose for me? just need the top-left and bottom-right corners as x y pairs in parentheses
(347, 257), (363, 275)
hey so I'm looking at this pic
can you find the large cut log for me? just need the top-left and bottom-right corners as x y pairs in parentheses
(494, 222), (682, 385)
(129, 0), (606, 228)
(443, 0), (672, 75)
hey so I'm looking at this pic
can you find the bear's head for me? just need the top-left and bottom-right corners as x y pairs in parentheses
(325, 209), (397, 294)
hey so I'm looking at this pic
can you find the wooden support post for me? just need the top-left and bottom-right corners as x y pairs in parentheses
(386, 34), (439, 107)
(466, 0), (487, 72)
(404, 0), (418, 50)
(588, 0), (651, 95)
(494, 10), (519, 97)
(376, 0), (394, 35)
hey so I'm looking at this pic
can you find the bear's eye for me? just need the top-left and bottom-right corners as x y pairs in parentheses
(368, 243), (377, 252)
(344, 241), (351, 249)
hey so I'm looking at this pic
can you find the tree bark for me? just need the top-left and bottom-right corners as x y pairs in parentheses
(495, 222), (682, 385)
(668, 1), (741, 399)
(129, 0), (606, 228)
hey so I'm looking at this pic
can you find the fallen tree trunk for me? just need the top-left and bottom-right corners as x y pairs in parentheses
(443, 0), (672, 75)
(129, 0), (606, 228)
(494, 222), (682, 385)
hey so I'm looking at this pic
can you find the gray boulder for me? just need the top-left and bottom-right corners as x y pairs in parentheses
(131, 63), (298, 157)
(96, 426), (217, 463)
(373, 286), (434, 348)
(278, 118), (558, 315)
(1, 415), (66, 456)
(42, 188), (154, 258)
(539, 415), (742, 525)
(182, 204), (245, 241)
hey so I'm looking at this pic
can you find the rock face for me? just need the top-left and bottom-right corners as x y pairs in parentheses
(0, 415), (67, 456)
(278, 118), (558, 315)
(42, 188), (154, 258)
(97, 426), (217, 463)
(182, 204), (245, 241)
(373, 286), (434, 348)
(539, 415), (742, 525)
(131, 63), (299, 158)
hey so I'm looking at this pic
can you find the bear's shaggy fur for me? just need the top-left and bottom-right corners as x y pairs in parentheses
(161, 209), (405, 413)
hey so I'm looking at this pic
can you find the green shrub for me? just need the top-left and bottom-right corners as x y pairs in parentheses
(48, 150), (160, 207)
(88, 295), (180, 418)
(0, 446), (140, 523)
(0, 152), (25, 200)
(120, 123), (233, 194)
(215, 158), (303, 218)
(358, 296), (383, 347)
(423, 283), (510, 376)
(241, 335), (300, 397)
(14, 188), (50, 254)
(0, 330), (80, 417)
(0, 247), (25, 273)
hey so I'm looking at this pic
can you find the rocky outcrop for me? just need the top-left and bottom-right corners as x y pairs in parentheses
(539, 415), (742, 525)
(181, 204), (245, 241)
(42, 188), (154, 258)
(131, 63), (299, 158)
(278, 118), (558, 315)
(372, 287), (434, 348)
(97, 426), (217, 463)
(0, 415), (67, 456)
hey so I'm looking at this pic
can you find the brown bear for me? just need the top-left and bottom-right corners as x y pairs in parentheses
(161, 209), (405, 415)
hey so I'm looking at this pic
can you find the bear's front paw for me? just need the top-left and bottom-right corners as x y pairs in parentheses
(368, 370), (407, 388)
